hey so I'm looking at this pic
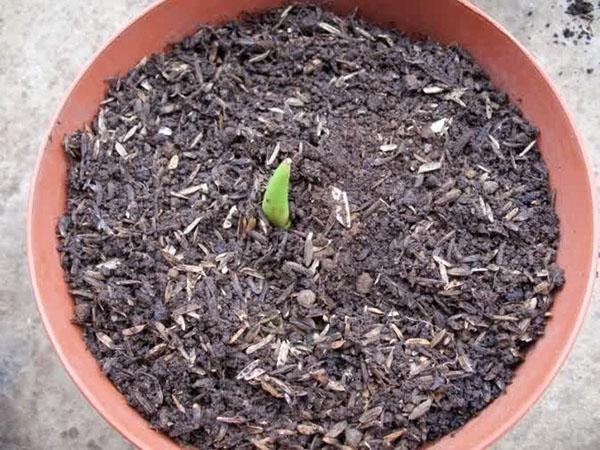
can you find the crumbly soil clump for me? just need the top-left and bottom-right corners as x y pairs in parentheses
(59, 6), (563, 449)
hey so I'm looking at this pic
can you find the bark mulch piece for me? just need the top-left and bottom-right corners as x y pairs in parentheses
(59, 5), (564, 449)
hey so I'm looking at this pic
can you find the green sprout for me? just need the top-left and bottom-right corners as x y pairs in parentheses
(262, 158), (292, 228)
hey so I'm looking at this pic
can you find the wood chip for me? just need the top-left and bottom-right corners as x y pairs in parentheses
(172, 395), (186, 413)
(518, 139), (537, 157)
(326, 421), (348, 438)
(488, 134), (505, 159)
(223, 205), (238, 229)
(217, 416), (246, 424)
(408, 399), (432, 420)
(266, 142), (281, 166)
(359, 406), (383, 424)
(304, 232), (314, 267)
(418, 161), (442, 173)
(122, 324), (146, 336)
(276, 340), (290, 367)
(331, 186), (351, 228)
(250, 437), (273, 450)
(318, 22), (341, 35)
(458, 353), (475, 372)
(246, 334), (274, 355)
(167, 155), (179, 170)
(379, 143), (398, 152)
(173, 184), (208, 197)
(297, 423), (324, 435)
(423, 86), (444, 94)
(96, 332), (116, 349)
(325, 379), (346, 392)
(183, 217), (202, 235)
(384, 428), (407, 443)
(114, 142), (128, 158)
(430, 118), (448, 134)
(447, 267), (471, 277)
(236, 359), (262, 380)
(122, 124), (139, 142)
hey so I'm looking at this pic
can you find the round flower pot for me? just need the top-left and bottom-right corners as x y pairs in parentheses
(27, 0), (598, 448)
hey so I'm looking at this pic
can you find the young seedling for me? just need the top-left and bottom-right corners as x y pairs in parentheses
(262, 158), (292, 228)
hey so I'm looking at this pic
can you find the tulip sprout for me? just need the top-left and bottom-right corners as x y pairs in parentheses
(262, 158), (291, 228)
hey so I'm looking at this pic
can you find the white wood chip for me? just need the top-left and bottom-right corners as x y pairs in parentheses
(430, 118), (448, 134)
(222, 205), (238, 229)
(158, 126), (173, 136)
(338, 69), (364, 84)
(518, 139), (537, 157)
(190, 131), (203, 148)
(122, 324), (146, 337)
(167, 154), (179, 170)
(248, 50), (271, 64)
(285, 97), (304, 107)
(122, 124), (139, 142)
(438, 262), (449, 285)
(380, 144), (398, 152)
(331, 187), (351, 228)
(246, 334), (274, 355)
(355, 26), (375, 40)
(423, 86), (444, 94)
(432, 255), (453, 267)
(114, 142), (128, 157)
(304, 231), (314, 267)
(183, 217), (202, 235)
(444, 88), (467, 107)
(418, 161), (442, 173)
(318, 22), (341, 35)
(408, 399), (432, 420)
(487, 134), (504, 159)
(266, 142), (281, 166)
(96, 332), (116, 350)
(276, 340), (290, 367)
(172, 395), (186, 413)
(174, 184), (208, 197)
(96, 258), (120, 270)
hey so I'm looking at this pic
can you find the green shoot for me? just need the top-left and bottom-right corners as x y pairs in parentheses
(262, 158), (291, 228)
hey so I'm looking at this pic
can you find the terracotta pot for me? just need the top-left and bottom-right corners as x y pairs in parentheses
(27, 0), (598, 448)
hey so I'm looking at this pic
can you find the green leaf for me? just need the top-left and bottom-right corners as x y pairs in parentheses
(262, 158), (291, 228)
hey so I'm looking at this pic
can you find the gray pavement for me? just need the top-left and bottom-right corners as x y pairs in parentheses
(0, 1), (598, 449)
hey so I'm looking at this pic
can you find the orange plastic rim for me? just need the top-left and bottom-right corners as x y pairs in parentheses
(27, 1), (598, 449)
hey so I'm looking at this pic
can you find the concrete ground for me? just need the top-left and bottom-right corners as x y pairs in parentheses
(0, 0), (598, 449)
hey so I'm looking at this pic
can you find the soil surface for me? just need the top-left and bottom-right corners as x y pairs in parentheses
(59, 6), (563, 449)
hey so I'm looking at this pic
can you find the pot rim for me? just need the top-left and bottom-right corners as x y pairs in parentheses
(27, 1), (599, 449)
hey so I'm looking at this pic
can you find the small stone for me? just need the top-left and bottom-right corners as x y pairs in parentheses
(345, 428), (363, 447)
(297, 290), (316, 307)
(465, 168), (477, 179)
(356, 272), (373, 294)
(483, 180), (499, 194)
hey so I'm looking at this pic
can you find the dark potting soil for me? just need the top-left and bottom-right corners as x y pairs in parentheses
(566, 0), (595, 17)
(556, 0), (595, 46)
(59, 5), (564, 449)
